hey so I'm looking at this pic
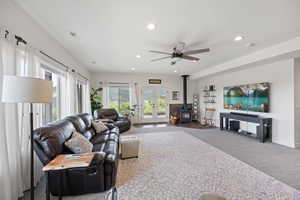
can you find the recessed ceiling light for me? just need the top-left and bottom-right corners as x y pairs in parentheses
(245, 43), (255, 47)
(131, 67), (135, 71)
(70, 32), (76, 37)
(147, 23), (156, 31)
(136, 54), (141, 58)
(234, 35), (244, 42)
(174, 70), (177, 73)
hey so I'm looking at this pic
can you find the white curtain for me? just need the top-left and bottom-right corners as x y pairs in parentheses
(83, 81), (92, 114)
(101, 81), (109, 108)
(0, 32), (17, 200)
(67, 71), (77, 115)
(0, 33), (44, 199)
(129, 82), (140, 123)
(0, 29), (91, 200)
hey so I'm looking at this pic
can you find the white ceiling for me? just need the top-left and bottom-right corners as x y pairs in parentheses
(15, 0), (300, 75)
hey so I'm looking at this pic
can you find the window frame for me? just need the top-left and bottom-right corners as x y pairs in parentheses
(76, 79), (86, 113)
(108, 85), (130, 114)
(40, 64), (62, 124)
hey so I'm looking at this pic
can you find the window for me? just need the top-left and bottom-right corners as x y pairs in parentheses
(108, 87), (130, 114)
(76, 81), (84, 113)
(41, 67), (61, 124)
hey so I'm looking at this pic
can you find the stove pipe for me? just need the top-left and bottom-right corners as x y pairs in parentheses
(181, 75), (189, 108)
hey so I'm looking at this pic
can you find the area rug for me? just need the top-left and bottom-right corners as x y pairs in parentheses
(116, 131), (300, 200)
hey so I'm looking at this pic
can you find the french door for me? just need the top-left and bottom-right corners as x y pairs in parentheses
(142, 87), (168, 123)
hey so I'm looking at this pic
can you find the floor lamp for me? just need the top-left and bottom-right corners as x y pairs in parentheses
(2, 75), (52, 200)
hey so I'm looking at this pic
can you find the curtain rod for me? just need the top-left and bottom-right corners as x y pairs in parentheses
(3, 28), (88, 81)
(40, 50), (68, 70)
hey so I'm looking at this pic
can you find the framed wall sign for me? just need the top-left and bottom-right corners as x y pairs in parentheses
(172, 91), (180, 100)
(149, 79), (162, 84)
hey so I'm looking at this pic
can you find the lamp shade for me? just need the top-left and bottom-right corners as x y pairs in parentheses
(2, 75), (53, 103)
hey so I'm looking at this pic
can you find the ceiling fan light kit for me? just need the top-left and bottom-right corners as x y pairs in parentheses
(149, 42), (210, 65)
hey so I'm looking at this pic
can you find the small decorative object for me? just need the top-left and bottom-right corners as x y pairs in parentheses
(172, 91), (180, 100)
(209, 85), (215, 91)
(170, 115), (179, 125)
(149, 79), (161, 84)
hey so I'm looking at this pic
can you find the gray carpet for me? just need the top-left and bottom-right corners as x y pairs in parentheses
(22, 125), (300, 199)
(127, 125), (300, 190)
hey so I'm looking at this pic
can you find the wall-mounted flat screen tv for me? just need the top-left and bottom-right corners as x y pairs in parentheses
(224, 82), (270, 112)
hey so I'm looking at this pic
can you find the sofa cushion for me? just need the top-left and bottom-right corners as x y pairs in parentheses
(92, 121), (108, 134)
(90, 134), (109, 145)
(77, 113), (93, 128)
(65, 132), (93, 154)
(94, 108), (119, 121)
(65, 116), (87, 133)
(33, 120), (76, 160)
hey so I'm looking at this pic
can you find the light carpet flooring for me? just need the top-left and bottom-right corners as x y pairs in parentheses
(127, 125), (300, 190)
(117, 131), (300, 200)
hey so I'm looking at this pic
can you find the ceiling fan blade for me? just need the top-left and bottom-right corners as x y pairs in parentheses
(149, 50), (172, 55)
(183, 48), (210, 55)
(181, 55), (200, 61)
(150, 56), (172, 62)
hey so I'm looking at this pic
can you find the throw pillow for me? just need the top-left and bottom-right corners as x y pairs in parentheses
(92, 121), (108, 134)
(64, 132), (93, 154)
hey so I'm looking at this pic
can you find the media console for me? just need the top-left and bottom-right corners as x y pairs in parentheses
(220, 112), (272, 143)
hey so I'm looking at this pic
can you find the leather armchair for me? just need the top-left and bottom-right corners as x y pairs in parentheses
(33, 113), (120, 196)
(94, 108), (131, 133)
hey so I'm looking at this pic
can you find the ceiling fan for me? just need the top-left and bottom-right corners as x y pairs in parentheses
(149, 42), (210, 65)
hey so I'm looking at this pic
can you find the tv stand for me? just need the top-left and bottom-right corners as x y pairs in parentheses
(220, 112), (272, 142)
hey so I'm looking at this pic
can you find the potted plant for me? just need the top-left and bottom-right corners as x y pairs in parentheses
(90, 87), (103, 114)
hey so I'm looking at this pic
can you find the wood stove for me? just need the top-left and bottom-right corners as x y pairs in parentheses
(179, 75), (192, 123)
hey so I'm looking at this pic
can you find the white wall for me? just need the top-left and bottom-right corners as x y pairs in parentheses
(91, 72), (197, 123)
(0, 0), (90, 77)
(197, 59), (296, 148)
(90, 72), (195, 104)
(294, 58), (300, 147)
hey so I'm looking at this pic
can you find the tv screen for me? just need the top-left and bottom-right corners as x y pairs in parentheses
(224, 82), (270, 112)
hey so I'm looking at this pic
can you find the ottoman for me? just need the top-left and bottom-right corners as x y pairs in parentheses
(120, 135), (139, 159)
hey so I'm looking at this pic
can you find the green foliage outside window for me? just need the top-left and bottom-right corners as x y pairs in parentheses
(143, 98), (166, 116)
(157, 98), (166, 115)
(109, 102), (130, 115)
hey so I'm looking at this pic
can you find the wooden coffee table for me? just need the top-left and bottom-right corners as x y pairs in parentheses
(43, 153), (96, 200)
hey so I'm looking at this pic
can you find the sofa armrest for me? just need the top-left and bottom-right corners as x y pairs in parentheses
(48, 152), (107, 196)
(117, 115), (128, 120)
(91, 152), (106, 165)
(103, 122), (118, 130)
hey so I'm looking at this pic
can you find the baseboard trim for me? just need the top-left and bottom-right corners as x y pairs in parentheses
(294, 142), (300, 149)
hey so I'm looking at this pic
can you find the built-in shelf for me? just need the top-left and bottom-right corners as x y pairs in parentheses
(204, 101), (216, 104)
(203, 95), (216, 97)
